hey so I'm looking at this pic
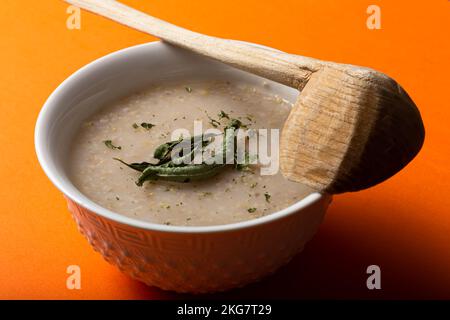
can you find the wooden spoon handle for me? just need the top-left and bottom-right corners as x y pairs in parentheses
(65, 0), (321, 89)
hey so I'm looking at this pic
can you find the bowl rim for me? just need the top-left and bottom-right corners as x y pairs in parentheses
(35, 41), (326, 234)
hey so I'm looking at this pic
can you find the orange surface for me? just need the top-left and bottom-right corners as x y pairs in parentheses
(1, 0), (449, 299)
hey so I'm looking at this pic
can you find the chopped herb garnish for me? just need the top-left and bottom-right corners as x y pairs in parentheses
(248, 208), (257, 213)
(132, 123), (139, 129)
(250, 182), (258, 188)
(185, 87), (193, 93)
(210, 119), (220, 128)
(228, 118), (244, 129)
(264, 192), (271, 203)
(103, 140), (121, 150)
(141, 122), (155, 130)
(203, 111), (221, 128)
(218, 110), (230, 120)
(115, 196), (120, 200)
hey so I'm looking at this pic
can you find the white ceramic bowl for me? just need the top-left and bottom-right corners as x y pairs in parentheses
(35, 41), (331, 293)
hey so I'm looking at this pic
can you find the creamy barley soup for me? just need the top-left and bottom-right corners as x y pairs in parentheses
(69, 79), (312, 226)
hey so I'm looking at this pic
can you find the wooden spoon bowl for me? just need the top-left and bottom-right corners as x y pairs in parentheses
(281, 63), (424, 193)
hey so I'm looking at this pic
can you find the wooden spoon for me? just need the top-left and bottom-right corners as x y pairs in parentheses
(65, 0), (425, 194)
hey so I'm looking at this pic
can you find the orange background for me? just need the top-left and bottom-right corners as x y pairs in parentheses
(1, 0), (449, 299)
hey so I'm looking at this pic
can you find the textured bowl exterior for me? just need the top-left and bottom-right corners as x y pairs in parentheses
(66, 196), (329, 293)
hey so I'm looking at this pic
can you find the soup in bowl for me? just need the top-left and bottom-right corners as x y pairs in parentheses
(35, 41), (331, 293)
